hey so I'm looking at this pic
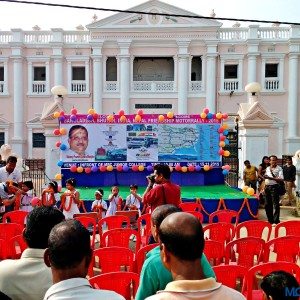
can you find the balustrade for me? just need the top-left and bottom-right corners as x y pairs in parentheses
(132, 81), (174, 92)
(0, 82), (4, 93)
(24, 32), (52, 43)
(0, 32), (12, 43)
(32, 81), (46, 94)
(71, 81), (87, 93)
(190, 81), (203, 92)
(264, 78), (279, 90)
(223, 79), (239, 91)
(105, 81), (118, 92)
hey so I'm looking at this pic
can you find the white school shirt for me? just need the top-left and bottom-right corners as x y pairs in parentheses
(106, 195), (121, 217)
(91, 199), (107, 218)
(20, 189), (34, 212)
(62, 190), (80, 219)
(125, 194), (141, 210)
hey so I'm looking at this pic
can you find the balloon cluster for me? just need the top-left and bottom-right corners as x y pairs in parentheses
(221, 164), (231, 175)
(174, 164), (212, 172)
(200, 108), (228, 120)
(218, 124), (230, 158)
(86, 108), (98, 121)
(68, 164), (152, 173)
(242, 185), (255, 196)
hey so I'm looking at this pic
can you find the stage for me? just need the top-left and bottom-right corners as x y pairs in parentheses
(65, 184), (259, 223)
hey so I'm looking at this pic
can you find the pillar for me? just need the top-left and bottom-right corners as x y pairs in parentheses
(206, 55), (217, 112)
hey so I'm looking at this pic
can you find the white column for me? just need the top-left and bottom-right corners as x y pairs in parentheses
(177, 54), (189, 114)
(173, 56), (178, 91)
(45, 61), (50, 94)
(201, 56), (206, 92)
(54, 58), (63, 86)
(27, 61), (32, 94)
(119, 55), (130, 113)
(4, 128), (8, 144)
(261, 58), (266, 90)
(220, 59), (225, 92)
(85, 60), (89, 93)
(288, 54), (298, 138)
(67, 61), (72, 93)
(278, 58), (284, 90)
(3, 61), (8, 94)
(238, 59), (243, 91)
(247, 55), (257, 83)
(92, 56), (103, 113)
(206, 55), (217, 112)
(27, 127), (33, 158)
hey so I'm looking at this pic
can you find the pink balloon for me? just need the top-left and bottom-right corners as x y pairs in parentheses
(222, 113), (228, 119)
(70, 165), (77, 172)
(31, 197), (40, 207)
(203, 108), (209, 114)
(175, 164), (181, 171)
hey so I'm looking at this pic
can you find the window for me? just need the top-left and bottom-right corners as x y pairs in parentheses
(0, 67), (3, 81)
(33, 67), (46, 81)
(224, 65), (238, 79)
(191, 56), (202, 81)
(32, 133), (45, 148)
(72, 67), (85, 80)
(0, 132), (4, 147)
(106, 57), (117, 81)
(265, 63), (278, 77)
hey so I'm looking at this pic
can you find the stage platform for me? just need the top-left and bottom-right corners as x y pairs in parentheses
(67, 185), (258, 223)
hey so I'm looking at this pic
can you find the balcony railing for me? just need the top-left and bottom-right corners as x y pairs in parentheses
(264, 78), (279, 90)
(24, 31), (52, 43)
(189, 81), (203, 92)
(132, 81), (174, 92)
(0, 82), (4, 93)
(32, 81), (46, 94)
(258, 28), (290, 39)
(63, 32), (90, 43)
(71, 81), (87, 94)
(105, 81), (118, 92)
(223, 79), (239, 91)
(218, 29), (248, 40)
(0, 32), (12, 43)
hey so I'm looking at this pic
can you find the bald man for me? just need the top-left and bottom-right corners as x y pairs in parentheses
(145, 212), (245, 300)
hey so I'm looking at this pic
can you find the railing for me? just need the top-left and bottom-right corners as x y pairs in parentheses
(132, 81), (174, 92)
(223, 79), (239, 91)
(71, 81), (87, 93)
(24, 31), (52, 43)
(218, 28), (248, 40)
(190, 81), (203, 92)
(264, 78), (279, 90)
(63, 32), (90, 43)
(0, 32), (12, 43)
(0, 82), (4, 93)
(32, 81), (46, 94)
(105, 81), (118, 92)
(258, 28), (290, 39)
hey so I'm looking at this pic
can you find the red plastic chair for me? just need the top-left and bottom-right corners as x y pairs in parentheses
(0, 223), (23, 259)
(0, 239), (7, 260)
(275, 220), (300, 237)
(242, 262), (300, 300)
(89, 272), (140, 300)
(186, 211), (204, 223)
(225, 237), (265, 269)
(9, 234), (28, 259)
(213, 265), (247, 290)
(235, 220), (272, 241)
(3, 210), (29, 227)
(137, 214), (152, 247)
(209, 209), (239, 225)
(263, 235), (300, 263)
(179, 202), (202, 212)
(203, 222), (235, 245)
(135, 243), (158, 274)
(88, 247), (134, 277)
(74, 216), (97, 249)
(203, 240), (225, 266)
(101, 228), (140, 252)
(98, 215), (130, 239)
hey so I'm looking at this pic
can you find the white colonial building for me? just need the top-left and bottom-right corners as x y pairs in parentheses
(0, 0), (299, 177)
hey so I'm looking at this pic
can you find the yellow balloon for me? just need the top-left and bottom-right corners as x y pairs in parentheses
(167, 112), (174, 119)
(242, 185), (249, 193)
(219, 141), (225, 147)
(138, 165), (144, 172)
(158, 115), (165, 122)
(216, 112), (223, 119)
(107, 115), (114, 123)
(53, 111), (60, 118)
(107, 165), (113, 172)
(120, 115), (127, 123)
(223, 150), (230, 157)
(181, 166), (188, 172)
(200, 112), (207, 119)
(77, 166), (84, 173)
(59, 128), (67, 135)
(135, 115), (142, 122)
(222, 123), (229, 130)
(88, 108), (95, 115)
(203, 165), (210, 171)
(54, 173), (62, 180)
(247, 187), (255, 196)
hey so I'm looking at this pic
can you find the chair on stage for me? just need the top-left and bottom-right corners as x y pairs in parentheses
(89, 272), (139, 300)
(235, 220), (272, 241)
(135, 243), (159, 274)
(274, 220), (300, 237)
(3, 210), (29, 227)
(203, 222), (235, 245)
(209, 209), (239, 225)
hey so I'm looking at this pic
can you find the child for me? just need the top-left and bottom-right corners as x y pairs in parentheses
(106, 186), (122, 217)
(124, 184), (142, 215)
(15, 180), (34, 212)
(41, 181), (59, 207)
(91, 188), (107, 219)
(60, 178), (80, 219)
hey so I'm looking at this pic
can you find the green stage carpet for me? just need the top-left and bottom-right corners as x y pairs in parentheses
(71, 185), (252, 201)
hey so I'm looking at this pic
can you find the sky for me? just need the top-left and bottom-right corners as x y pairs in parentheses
(0, 0), (299, 30)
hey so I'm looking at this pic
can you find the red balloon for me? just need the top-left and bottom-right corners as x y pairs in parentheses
(59, 111), (65, 116)
(222, 113), (228, 119)
(31, 197), (40, 207)
(188, 165), (195, 172)
(53, 129), (60, 136)
(137, 109), (143, 116)
(132, 165), (139, 172)
(99, 166), (106, 172)
(55, 141), (61, 148)
(118, 110), (125, 116)
(116, 165), (123, 172)
(203, 108), (209, 114)
(175, 164), (181, 171)
(93, 113), (98, 120)
(85, 167), (91, 174)
(218, 149), (225, 155)
(218, 127), (224, 133)
(219, 135), (226, 141)
(71, 108), (77, 115)
(70, 165), (77, 172)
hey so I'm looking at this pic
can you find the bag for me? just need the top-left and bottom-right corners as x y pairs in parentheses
(277, 181), (286, 196)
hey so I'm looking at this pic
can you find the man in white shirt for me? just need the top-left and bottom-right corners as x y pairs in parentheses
(0, 207), (65, 300)
(0, 156), (22, 184)
(145, 212), (245, 300)
(44, 219), (125, 300)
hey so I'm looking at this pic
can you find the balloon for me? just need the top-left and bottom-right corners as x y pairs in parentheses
(77, 166), (83, 173)
(218, 127), (224, 133)
(212, 114), (216, 119)
(188, 165), (195, 172)
(203, 165), (210, 171)
(223, 150), (230, 157)
(137, 109), (143, 116)
(107, 115), (114, 123)
(60, 144), (67, 151)
(106, 165), (113, 172)
(93, 113), (99, 120)
(55, 141), (61, 148)
(147, 165), (153, 172)
(195, 165), (201, 172)
(222, 169), (229, 175)
(203, 108), (209, 114)
(219, 141), (225, 147)
(53, 129), (60, 136)
(138, 165), (145, 172)
(31, 197), (40, 207)
(219, 135), (226, 141)
(58, 116), (65, 122)
(57, 160), (64, 167)
(59, 111), (65, 116)
(224, 164), (231, 170)
(218, 149), (225, 155)
(53, 111), (60, 118)
(242, 185), (249, 193)
(222, 123), (229, 130)
(134, 115), (142, 122)
(200, 112), (207, 119)
(167, 111), (174, 119)
(70, 114), (77, 121)
(85, 167), (91, 174)
(91, 165), (98, 172)
(222, 113), (228, 119)
(122, 165), (129, 172)
(247, 187), (255, 196)
(223, 130), (229, 136)
(87, 114), (94, 121)
(116, 165), (123, 172)
(120, 115), (127, 123)
(59, 128), (67, 135)
(118, 110), (125, 116)
(175, 164), (181, 172)
(70, 165), (77, 172)
(57, 185), (62, 192)
(158, 115), (165, 122)
(207, 113), (213, 119)
(132, 165), (139, 172)
(55, 173), (62, 180)
(181, 166), (188, 173)
(225, 139), (230, 145)
(99, 165), (106, 172)
(216, 112), (223, 119)
(70, 108), (77, 115)
(88, 108), (95, 115)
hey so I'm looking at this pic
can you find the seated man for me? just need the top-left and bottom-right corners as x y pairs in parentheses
(44, 219), (125, 300)
(146, 212), (245, 300)
(0, 207), (65, 300)
(135, 205), (215, 300)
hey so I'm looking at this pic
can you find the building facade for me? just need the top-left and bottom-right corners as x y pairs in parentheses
(0, 0), (299, 172)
